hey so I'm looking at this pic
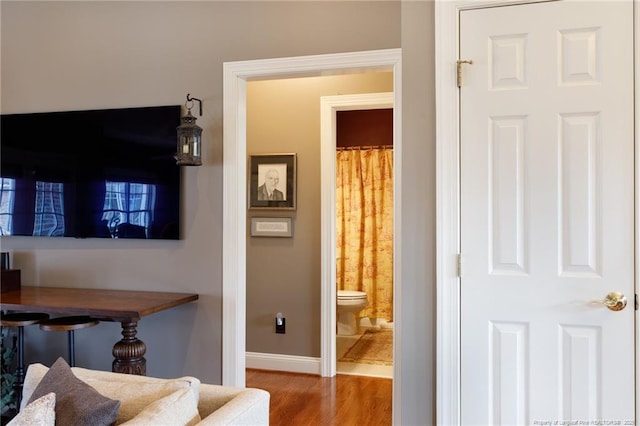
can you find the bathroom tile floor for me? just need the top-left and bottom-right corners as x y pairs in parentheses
(336, 328), (393, 379)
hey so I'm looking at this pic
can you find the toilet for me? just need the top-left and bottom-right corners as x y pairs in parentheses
(337, 290), (368, 336)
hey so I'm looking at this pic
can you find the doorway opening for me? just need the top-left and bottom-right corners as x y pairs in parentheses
(222, 49), (401, 390)
(321, 92), (394, 378)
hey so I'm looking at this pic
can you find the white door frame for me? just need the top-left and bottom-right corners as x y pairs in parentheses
(319, 92), (395, 377)
(435, 1), (639, 424)
(222, 49), (402, 388)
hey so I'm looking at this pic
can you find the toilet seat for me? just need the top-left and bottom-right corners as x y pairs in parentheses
(337, 290), (367, 300)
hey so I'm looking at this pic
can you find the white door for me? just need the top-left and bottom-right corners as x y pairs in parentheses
(460, 1), (635, 424)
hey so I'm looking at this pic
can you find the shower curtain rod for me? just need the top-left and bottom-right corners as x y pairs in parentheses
(336, 144), (393, 151)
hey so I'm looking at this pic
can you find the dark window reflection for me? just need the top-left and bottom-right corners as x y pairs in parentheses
(102, 181), (155, 239)
(0, 178), (15, 236)
(34, 181), (65, 236)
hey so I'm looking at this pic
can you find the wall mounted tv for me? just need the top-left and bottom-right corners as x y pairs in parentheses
(0, 105), (182, 240)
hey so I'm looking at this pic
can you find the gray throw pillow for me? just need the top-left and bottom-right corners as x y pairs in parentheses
(27, 357), (120, 426)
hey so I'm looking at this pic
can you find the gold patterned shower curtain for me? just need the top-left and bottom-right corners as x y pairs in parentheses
(336, 147), (393, 321)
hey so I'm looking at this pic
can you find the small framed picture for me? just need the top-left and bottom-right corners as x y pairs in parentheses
(249, 153), (296, 210)
(250, 217), (293, 237)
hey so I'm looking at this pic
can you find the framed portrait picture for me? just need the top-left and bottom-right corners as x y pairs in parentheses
(249, 153), (296, 210)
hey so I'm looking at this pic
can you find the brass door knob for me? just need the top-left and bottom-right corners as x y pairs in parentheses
(598, 291), (627, 311)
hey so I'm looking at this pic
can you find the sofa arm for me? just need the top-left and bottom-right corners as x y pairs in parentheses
(196, 385), (270, 425)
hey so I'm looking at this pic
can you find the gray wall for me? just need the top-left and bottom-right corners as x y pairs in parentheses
(400, 2), (436, 424)
(1, 1), (435, 423)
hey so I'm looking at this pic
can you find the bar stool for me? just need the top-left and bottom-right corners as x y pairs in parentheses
(0, 312), (50, 405)
(38, 316), (99, 367)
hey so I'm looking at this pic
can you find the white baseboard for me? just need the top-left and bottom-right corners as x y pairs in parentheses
(246, 352), (321, 375)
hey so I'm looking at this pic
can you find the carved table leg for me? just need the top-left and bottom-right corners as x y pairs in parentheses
(112, 321), (147, 375)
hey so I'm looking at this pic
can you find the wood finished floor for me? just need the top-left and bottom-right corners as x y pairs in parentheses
(246, 369), (392, 426)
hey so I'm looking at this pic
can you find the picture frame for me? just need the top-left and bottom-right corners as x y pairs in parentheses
(250, 217), (293, 238)
(249, 153), (296, 210)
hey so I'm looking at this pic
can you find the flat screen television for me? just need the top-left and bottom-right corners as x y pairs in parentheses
(0, 105), (182, 240)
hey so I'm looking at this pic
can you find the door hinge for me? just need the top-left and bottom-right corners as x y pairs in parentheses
(457, 254), (462, 277)
(457, 59), (473, 87)
(635, 294), (638, 311)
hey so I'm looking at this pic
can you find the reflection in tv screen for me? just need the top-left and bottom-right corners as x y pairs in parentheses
(0, 105), (182, 240)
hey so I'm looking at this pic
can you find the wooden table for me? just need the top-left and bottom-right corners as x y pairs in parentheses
(0, 286), (198, 375)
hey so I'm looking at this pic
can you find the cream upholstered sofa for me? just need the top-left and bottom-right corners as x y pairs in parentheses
(19, 359), (270, 425)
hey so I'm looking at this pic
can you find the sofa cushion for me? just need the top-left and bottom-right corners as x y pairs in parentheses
(73, 368), (200, 424)
(7, 392), (56, 426)
(119, 387), (201, 426)
(26, 357), (120, 426)
(22, 361), (201, 424)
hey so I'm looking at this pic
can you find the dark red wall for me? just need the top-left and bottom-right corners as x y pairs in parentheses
(336, 109), (393, 148)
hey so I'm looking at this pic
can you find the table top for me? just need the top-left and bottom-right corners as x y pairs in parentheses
(0, 286), (199, 322)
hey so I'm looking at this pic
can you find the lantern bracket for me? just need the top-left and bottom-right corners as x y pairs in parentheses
(186, 94), (203, 116)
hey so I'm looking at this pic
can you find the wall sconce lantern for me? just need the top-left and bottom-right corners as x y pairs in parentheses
(175, 94), (203, 166)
